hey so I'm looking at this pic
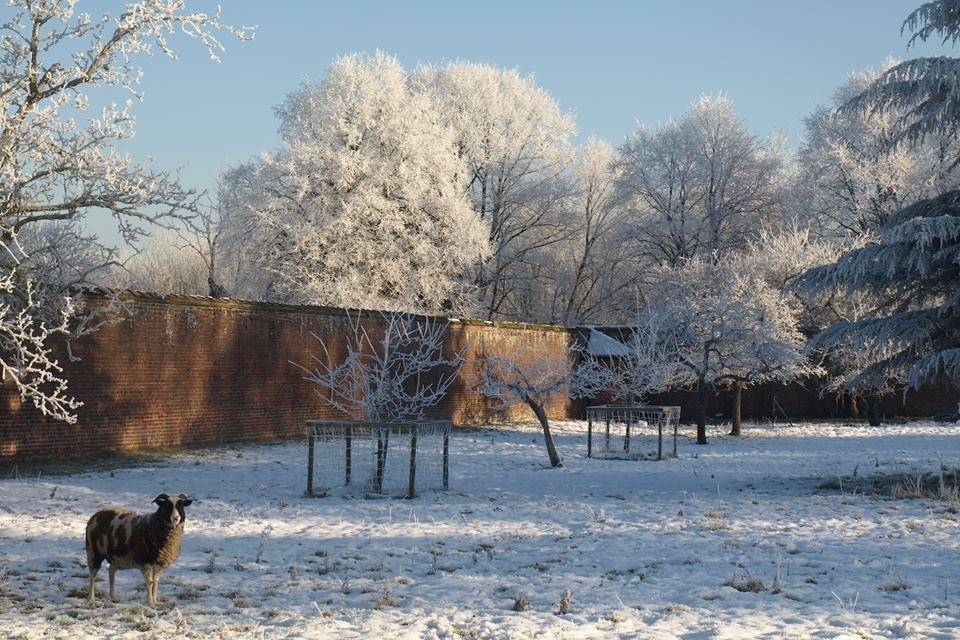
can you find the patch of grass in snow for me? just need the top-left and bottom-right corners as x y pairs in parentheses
(512, 594), (531, 611)
(64, 586), (87, 599)
(174, 584), (206, 600)
(700, 511), (730, 531)
(373, 587), (399, 608)
(820, 467), (960, 506)
(722, 571), (765, 593)
(879, 579), (910, 592)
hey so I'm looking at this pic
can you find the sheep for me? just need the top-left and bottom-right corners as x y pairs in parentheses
(85, 493), (193, 605)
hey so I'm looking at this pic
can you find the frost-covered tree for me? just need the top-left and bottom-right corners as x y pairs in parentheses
(477, 334), (573, 467)
(795, 190), (960, 399)
(415, 62), (576, 319)
(212, 162), (271, 300)
(110, 229), (209, 296)
(648, 256), (817, 441)
(0, 1), (249, 422)
(176, 195), (228, 298)
(738, 225), (868, 332)
(297, 311), (463, 423)
(796, 59), (960, 238)
(735, 225), (880, 422)
(793, 1), (960, 409)
(533, 138), (637, 325)
(616, 95), (784, 268)
(227, 53), (490, 315)
(845, 1), (960, 163)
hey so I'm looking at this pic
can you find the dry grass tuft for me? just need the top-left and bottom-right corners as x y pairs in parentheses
(821, 468), (960, 506)
(723, 571), (765, 593)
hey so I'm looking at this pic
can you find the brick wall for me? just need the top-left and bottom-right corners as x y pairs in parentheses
(645, 380), (959, 424)
(0, 293), (575, 462)
(2, 293), (956, 463)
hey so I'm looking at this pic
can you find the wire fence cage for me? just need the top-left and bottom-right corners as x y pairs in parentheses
(585, 405), (681, 460)
(305, 420), (452, 498)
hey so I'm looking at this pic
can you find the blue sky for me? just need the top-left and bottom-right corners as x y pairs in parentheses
(41, 1), (960, 218)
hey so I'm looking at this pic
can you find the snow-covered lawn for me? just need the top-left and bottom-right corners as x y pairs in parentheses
(1, 420), (959, 639)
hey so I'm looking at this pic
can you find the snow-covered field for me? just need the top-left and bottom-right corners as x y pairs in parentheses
(1, 420), (959, 639)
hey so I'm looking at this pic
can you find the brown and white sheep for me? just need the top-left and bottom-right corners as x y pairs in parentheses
(85, 493), (192, 605)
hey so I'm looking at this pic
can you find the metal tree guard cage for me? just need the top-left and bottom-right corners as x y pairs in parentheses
(585, 405), (681, 460)
(305, 420), (452, 498)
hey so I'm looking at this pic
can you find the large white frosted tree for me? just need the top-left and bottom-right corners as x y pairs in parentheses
(415, 62), (576, 320)
(795, 59), (960, 239)
(846, 1), (960, 159)
(647, 256), (818, 442)
(0, 0), (249, 422)
(795, 0), (960, 406)
(225, 53), (490, 315)
(616, 95), (784, 268)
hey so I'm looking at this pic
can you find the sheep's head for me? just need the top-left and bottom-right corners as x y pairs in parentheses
(152, 493), (193, 527)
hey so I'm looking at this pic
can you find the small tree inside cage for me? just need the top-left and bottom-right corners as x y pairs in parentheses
(296, 311), (463, 497)
(572, 317), (684, 460)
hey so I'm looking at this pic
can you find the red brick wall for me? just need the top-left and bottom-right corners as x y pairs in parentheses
(3, 293), (956, 463)
(0, 293), (576, 462)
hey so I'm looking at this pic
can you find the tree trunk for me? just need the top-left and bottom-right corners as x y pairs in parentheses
(696, 382), (709, 445)
(529, 400), (562, 467)
(864, 394), (882, 426)
(729, 381), (743, 436)
(848, 393), (860, 420)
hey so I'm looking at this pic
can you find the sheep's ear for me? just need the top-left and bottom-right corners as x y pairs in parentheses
(178, 493), (193, 507)
(153, 493), (170, 505)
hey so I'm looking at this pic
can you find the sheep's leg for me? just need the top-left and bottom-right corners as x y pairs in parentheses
(151, 568), (162, 604)
(141, 565), (154, 605)
(150, 565), (160, 606)
(87, 566), (98, 603)
(109, 564), (118, 600)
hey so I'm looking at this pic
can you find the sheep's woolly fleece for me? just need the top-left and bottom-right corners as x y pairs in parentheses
(1, 420), (959, 639)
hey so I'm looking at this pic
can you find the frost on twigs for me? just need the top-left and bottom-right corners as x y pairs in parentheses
(0, 254), (80, 423)
(477, 333), (573, 467)
(571, 315), (682, 405)
(221, 53), (489, 316)
(296, 311), (464, 423)
(0, 1), (249, 422)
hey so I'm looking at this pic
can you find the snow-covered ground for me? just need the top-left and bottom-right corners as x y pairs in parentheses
(1, 420), (959, 639)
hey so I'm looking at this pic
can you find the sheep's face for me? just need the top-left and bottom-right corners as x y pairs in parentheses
(153, 493), (193, 527)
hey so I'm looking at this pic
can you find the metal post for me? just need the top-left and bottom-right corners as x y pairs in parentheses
(673, 412), (679, 457)
(587, 414), (593, 458)
(657, 416), (663, 461)
(306, 429), (315, 496)
(442, 433), (450, 490)
(605, 415), (610, 452)
(345, 428), (352, 485)
(408, 430), (418, 499)
(374, 430), (386, 493)
(624, 417), (631, 453)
